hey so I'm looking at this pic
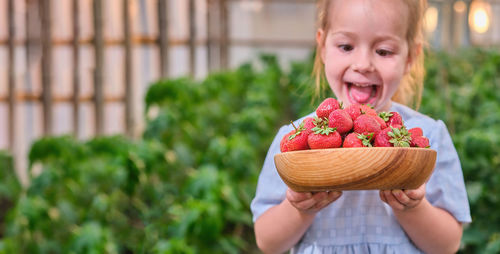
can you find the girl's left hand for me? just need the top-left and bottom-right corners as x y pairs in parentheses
(379, 183), (426, 211)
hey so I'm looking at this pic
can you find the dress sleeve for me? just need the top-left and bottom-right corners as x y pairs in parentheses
(250, 125), (290, 223)
(425, 120), (472, 223)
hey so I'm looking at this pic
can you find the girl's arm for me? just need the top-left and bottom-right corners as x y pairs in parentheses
(254, 189), (342, 254)
(380, 184), (463, 254)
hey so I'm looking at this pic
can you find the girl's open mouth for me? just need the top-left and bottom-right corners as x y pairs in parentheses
(346, 82), (379, 106)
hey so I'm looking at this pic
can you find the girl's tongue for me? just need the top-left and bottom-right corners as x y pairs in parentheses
(349, 85), (374, 104)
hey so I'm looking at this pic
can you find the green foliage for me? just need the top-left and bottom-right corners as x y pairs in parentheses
(0, 49), (499, 253)
(0, 55), (312, 253)
(420, 48), (500, 253)
(0, 151), (21, 241)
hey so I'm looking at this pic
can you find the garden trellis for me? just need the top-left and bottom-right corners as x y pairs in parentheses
(0, 0), (499, 184)
(0, 0), (318, 183)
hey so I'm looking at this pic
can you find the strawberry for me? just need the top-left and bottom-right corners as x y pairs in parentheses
(279, 121), (309, 152)
(307, 125), (342, 149)
(412, 135), (430, 148)
(378, 111), (392, 122)
(379, 111), (403, 127)
(316, 98), (340, 119)
(343, 132), (373, 147)
(373, 115), (387, 129)
(302, 117), (316, 134)
(353, 114), (382, 135)
(328, 109), (353, 134)
(374, 127), (393, 147)
(345, 103), (377, 121)
(345, 104), (363, 121)
(387, 126), (412, 147)
(408, 127), (423, 138)
(388, 112), (403, 127)
(360, 104), (378, 116)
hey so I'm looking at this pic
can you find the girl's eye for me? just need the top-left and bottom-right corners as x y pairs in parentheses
(376, 49), (393, 56)
(338, 44), (353, 52)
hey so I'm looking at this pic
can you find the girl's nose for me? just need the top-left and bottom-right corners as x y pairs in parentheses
(351, 52), (375, 73)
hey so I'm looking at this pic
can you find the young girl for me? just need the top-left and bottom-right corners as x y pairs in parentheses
(251, 0), (471, 253)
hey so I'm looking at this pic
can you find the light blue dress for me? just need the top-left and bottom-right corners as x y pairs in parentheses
(251, 102), (471, 253)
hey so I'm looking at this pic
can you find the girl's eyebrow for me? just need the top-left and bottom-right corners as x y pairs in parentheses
(373, 34), (404, 44)
(330, 30), (403, 44)
(329, 31), (357, 39)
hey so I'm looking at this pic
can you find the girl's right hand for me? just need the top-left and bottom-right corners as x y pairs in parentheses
(286, 188), (342, 215)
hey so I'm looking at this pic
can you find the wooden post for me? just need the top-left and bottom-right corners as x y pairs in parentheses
(93, 0), (104, 135)
(41, 0), (53, 135)
(124, 0), (134, 137)
(220, 0), (229, 69)
(158, 0), (169, 77)
(206, 0), (212, 72)
(73, 0), (81, 137)
(188, 0), (196, 76)
(7, 0), (16, 149)
(464, 0), (471, 46)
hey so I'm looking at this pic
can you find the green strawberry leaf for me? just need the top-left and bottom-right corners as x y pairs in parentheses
(357, 133), (374, 147)
(378, 112), (393, 121)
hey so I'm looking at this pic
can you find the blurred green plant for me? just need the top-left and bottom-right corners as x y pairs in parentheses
(0, 151), (21, 241)
(421, 48), (500, 254)
(0, 49), (498, 253)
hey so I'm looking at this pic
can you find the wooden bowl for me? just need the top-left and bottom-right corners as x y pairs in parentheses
(274, 147), (437, 192)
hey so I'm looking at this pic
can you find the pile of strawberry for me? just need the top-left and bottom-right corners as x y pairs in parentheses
(280, 98), (430, 152)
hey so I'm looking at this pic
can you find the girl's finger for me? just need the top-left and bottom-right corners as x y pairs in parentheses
(311, 191), (329, 202)
(293, 191), (330, 211)
(328, 191), (342, 202)
(404, 188), (425, 201)
(379, 190), (388, 203)
(286, 189), (312, 203)
(392, 189), (411, 205)
(312, 191), (342, 210)
(382, 190), (405, 210)
(404, 183), (426, 200)
(293, 197), (318, 210)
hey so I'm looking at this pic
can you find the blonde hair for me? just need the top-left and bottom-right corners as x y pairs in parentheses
(312, 0), (427, 110)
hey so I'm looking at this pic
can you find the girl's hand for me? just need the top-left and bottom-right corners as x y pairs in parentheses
(379, 183), (426, 211)
(286, 188), (342, 215)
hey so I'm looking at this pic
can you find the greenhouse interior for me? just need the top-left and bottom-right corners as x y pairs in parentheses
(0, 0), (499, 253)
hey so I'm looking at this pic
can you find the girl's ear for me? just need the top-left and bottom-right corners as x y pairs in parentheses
(316, 28), (325, 63)
(405, 43), (422, 74)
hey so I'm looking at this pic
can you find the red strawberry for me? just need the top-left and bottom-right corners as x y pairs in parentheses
(328, 109), (353, 134)
(378, 111), (392, 122)
(353, 114), (382, 135)
(375, 126), (412, 147)
(378, 111), (403, 127)
(279, 121), (309, 152)
(374, 127), (393, 147)
(373, 115), (387, 129)
(343, 132), (373, 147)
(307, 126), (342, 149)
(387, 126), (412, 147)
(345, 103), (377, 121)
(360, 104), (377, 116)
(302, 117), (316, 134)
(345, 104), (363, 121)
(408, 127), (423, 138)
(412, 135), (430, 148)
(387, 112), (403, 127)
(316, 98), (340, 119)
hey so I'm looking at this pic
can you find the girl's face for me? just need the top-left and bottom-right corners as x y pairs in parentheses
(318, 0), (414, 112)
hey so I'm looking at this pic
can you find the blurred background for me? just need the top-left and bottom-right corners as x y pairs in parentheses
(0, 0), (499, 253)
